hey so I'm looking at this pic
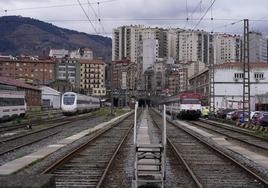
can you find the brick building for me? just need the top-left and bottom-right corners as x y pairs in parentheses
(189, 68), (209, 98)
(80, 59), (106, 96)
(0, 57), (55, 85)
(0, 76), (41, 107)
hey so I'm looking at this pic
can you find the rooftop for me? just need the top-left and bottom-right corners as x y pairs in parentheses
(79, 59), (104, 65)
(0, 76), (40, 91)
(215, 62), (268, 69)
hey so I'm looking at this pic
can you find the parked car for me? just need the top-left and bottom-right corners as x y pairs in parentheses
(217, 109), (235, 119)
(231, 110), (245, 121)
(226, 111), (236, 120)
(251, 111), (263, 125)
(239, 112), (249, 123)
(258, 112), (268, 127)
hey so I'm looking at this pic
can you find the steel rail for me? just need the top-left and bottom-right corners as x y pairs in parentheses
(200, 119), (268, 141)
(149, 110), (203, 188)
(96, 120), (134, 188)
(0, 113), (98, 144)
(41, 111), (136, 174)
(0, 131), (60, 156)
(151, 109), (268, 186)
(189, 120), (268, 151)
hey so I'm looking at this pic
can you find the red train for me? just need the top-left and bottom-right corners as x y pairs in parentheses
(162, 92), (202, 120)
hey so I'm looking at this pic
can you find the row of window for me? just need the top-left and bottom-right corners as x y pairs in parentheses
(0, 97), (25, 106)
(93, 90), (106, 94)
(77, 100), (99, 105)
(234, 72), (265, 79)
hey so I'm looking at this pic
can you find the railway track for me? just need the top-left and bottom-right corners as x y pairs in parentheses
(101, 109), (197, 187)
(150, 109), (268, 187)
(0, 111), (95, 134)
(41, 111), (139, 187)
(0, 113), (98, 156)
(0, 111), (64, 133)
(188, 120), (268, 151)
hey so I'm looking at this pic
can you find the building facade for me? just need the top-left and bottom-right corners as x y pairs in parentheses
(213, 33), (241, 64)
(190, 62), (268, 110)
(0, 76), (41, 107)
(70, 48), (94, 60)
(248, 32), (268, 63)
(214, 62), (268, 110)
(112, 25), (143, 63)
(55, 58), (80, 88)
(49, 49), (69, 58)
(177, 30), (210, 64)
(0, 57), (55, 85)
(80, 59), (106, 96)
(189, 68), (209, 98)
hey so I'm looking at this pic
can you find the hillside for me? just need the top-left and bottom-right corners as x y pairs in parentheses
(0, 16), (112, 61)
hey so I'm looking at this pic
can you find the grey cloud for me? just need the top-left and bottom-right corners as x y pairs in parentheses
(1, 0), (268, 36)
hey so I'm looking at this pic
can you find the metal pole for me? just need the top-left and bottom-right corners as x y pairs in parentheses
(134, 101), (138, 146)
(162, 105), (166, 181)
(110, 62), (114, 115)
(243, 19), (250, 123)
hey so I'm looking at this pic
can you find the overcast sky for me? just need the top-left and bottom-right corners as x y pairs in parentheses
(1, 0), (268, 37)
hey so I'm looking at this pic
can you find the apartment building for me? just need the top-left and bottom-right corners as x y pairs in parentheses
(112, 25), (143, 63)
(0, 57), (55, 85)
(213, 33), (241, 64)
(165, 63), (180, 95)
(177, 30), (210, 64)
(167, 29), (180, 60)
(248, 32), (268, 63)
(112, 26), (171, 64)
(55, 58), (80, 88)
(189, 68), (209, 98)
(144, 61), (183, 96)
(80, 59), (106, 96)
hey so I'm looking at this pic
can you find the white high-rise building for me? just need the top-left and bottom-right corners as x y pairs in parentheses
(248, 32), (268, 63)
(142, 39), (158, 72)
(213, 33), (241, 64)
(167, 29), (180, 60)
(112, 25), (143, 63)
(177, 30), (210, 64)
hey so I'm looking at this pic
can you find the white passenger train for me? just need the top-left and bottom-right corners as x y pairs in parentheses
(61, 92), (100, 114)
(0, 90), (27, 121)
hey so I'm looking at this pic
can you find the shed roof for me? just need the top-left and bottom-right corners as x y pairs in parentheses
(40, 86), (61, 95)
(0, 76), (40, 91)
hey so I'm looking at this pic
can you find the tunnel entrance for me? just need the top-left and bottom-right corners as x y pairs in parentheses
(138, 99), (151, 107)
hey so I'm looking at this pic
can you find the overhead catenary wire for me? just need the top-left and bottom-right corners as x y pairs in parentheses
(86, 0), (107, 34)
(77, 0), (98, 34)
(192, 0), (216, 30)
(210, 0), (214, 33)
(0, 0), (118, 12)
(97, 2), (107, 35)
(183, 0), (189, 29)
(188, 0), (203, 26)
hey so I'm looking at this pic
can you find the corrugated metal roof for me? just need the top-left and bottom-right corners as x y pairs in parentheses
(0, 76), (40, 91)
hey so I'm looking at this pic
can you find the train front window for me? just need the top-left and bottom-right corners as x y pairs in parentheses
(181, 99), (201, 104)
(63, 95), (75, 105)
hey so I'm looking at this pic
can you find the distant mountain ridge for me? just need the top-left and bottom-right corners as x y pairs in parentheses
(0, 16), (111, 61)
